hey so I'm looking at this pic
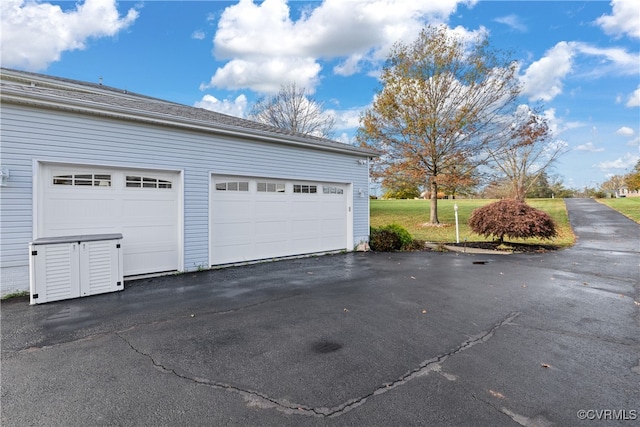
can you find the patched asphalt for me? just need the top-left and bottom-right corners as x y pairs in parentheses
(2, 198), (639, 426)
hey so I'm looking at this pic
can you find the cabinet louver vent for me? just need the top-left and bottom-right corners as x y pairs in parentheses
(29, 234), (124, 304)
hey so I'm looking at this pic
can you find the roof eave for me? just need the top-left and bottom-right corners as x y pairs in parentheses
(1, 85), (379, 158)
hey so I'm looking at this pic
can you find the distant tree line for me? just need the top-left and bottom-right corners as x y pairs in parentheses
(380, 170), (575, 200)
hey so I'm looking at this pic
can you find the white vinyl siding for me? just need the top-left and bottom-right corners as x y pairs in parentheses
(0, 103), (370, 294)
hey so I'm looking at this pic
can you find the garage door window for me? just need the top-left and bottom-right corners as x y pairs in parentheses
(257, 182), (285, 193)
(215, 181), (249, 191)
(293, 184), (317, 194)
(126, 176), (172, 189)
(53, 174), (112, 187)
(323, 185), (344, 195)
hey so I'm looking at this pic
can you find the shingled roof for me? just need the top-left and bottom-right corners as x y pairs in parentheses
(0, 67), (378, 157)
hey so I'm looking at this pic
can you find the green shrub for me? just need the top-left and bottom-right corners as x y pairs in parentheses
(369, 224), (416, 251)
(381, 223), (413, 248)
(468, 199), (557, 243)
(369, 228), (402, 251)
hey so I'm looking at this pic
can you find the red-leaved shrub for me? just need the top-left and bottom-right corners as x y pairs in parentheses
(468, 199), (557, 243)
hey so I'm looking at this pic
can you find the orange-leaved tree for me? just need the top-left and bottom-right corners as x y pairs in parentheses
(358, 25), (520, 224)
(624, 160), (640, 191)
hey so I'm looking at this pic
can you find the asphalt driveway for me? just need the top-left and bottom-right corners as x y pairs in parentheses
(2, 198), (639, 426)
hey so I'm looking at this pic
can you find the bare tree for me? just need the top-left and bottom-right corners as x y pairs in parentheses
(600, 174), (626, 193)
(484, 105), (567, 200)
(358, 25), (520, 224)
(249, 82), (335, 138)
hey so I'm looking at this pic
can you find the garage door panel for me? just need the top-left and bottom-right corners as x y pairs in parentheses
(214, 200), (253, 219)
(213, 222), (254, 243)
(323, 201), (346, 215)
(49, 198), (118, 220)
(122, 226), (177, 244)
(123, 250), (178, 276)
(322, 218), (345, 229)
(292, 201), (320, 217)
(215, 243), (253, 264)
(255, 200), (289, 216)
(123, 244), (178, 275)
(40, 165), (180, 277)
(122, 199), (177, 218)
(255, 242), (289, 258)
(211, 175), (347, 266)
(291, 218), (320, 232)
(290, 237), (321, 253)
(255, 219), (288, 234)
(322, 233), (345, 247)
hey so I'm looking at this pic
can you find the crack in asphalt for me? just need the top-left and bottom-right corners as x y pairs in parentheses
(116, 311), (521, 418)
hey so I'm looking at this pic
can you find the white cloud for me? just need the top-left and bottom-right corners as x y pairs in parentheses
(334, 132), (356, 145)
(520, 42), (575, 102)
(333, 53), (364, 77)
(626, 86), (640, 107)
(627, 136), (640, 147)
(202, 57), (322, 94)
(494, 14), (527, 32)
(595, 0), (640, 39)
(328, 107), (366, 131)
(1, 0), (138, 71)
(520, 40), (639, 102)
(194, 94), (248, 118)
(616, 126), (639, 147)
(573, 43), (640, 76)
(203, 0), (478, 94)
(575, 142), (604, 152)
(616, 126), (635, 136)
(191, 30), (205, 40)
(596, 152), (640, 170)
(542, 108), (586, 136)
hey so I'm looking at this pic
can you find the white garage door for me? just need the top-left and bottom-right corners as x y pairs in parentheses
(211, 176), (348, 265)
(38, 164), (180, 276)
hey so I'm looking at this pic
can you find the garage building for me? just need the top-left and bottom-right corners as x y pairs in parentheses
(0, 68), (376, 297)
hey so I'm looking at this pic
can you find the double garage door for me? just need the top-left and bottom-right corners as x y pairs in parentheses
(38, 166), (349, 276)
(38, 164), (180, 277)
(210, 176), (349, 265)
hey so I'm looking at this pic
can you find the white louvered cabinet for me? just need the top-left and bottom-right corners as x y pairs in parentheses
(29, 234), (123, 304)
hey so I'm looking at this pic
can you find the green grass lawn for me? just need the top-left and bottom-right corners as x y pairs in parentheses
(370, 198), (575, 247)
(595, 197), (640, 223)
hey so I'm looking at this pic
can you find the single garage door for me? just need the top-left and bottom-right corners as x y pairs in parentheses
(211, 176), (348, 265)
(38, 164), (181, 276)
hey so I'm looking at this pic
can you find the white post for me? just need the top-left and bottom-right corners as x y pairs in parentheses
(454, 203), (459, 244)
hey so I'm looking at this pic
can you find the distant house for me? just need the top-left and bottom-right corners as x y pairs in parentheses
(0, 68), (377, 296)
(615, 186), (640, 198)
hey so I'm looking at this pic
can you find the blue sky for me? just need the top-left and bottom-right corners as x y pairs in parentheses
(2, 0), (639, 189)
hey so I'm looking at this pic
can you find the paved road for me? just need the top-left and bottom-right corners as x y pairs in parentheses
(2, 198), (639, 426)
